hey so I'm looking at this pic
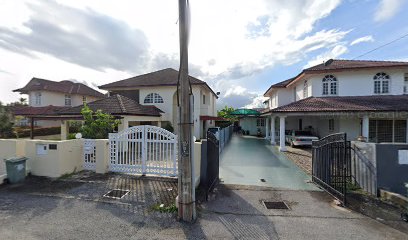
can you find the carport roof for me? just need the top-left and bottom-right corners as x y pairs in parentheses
(263, 95), (408, 114)
(230, 108), (262, 116)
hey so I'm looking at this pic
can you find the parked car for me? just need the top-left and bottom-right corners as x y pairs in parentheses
(285, 130), (319, 147)
(207, 127), (220, 140)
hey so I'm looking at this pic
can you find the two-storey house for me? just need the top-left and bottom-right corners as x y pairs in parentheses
(98, 68), (219, 139)
(13, 78), (105, 127)
(262, 59), (408, 151)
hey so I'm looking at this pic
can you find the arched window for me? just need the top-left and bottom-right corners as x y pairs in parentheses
(373, 72), (390, 94)
(144, 93), (164, 103)
(322, 75), (337, 95)
(303, 80), (308, 98)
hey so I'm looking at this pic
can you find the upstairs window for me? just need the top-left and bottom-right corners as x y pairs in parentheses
(404, 73), (408, 94)
(65, 95), (72, 106)
(34, 92), (41, 106)
(322, 75), (337, 95)
(373, 72), (390, 94)
(82, 96), (87, 104)
(303, 80), (308, 98)
(203, 94), (206, 104)
(144, 93), (164, 104)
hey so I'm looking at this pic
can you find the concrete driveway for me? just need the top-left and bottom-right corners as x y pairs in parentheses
(220, 135), (318, 190)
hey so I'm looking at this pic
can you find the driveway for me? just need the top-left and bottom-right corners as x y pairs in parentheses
(219, 135), (317, 190)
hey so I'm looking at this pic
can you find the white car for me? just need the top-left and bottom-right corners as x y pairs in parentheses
(285, 130), (319, 147)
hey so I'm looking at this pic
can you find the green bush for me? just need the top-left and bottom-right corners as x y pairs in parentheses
(80, 105), (120, 139)
(162, 122), (174, 133)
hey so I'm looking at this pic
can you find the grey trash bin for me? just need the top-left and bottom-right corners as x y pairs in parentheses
(4, 157), (28, 184)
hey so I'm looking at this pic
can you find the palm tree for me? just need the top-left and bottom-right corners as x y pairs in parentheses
(19, 98), (27, 105)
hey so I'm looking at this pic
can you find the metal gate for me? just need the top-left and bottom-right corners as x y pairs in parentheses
(83, 139), (96, 171)
(202, 131), (220, 199)
(109, 125), (178, 177)
(312, 133), (351, 205)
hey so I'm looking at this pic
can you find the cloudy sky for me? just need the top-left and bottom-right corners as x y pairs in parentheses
(0, 0), (407, 108)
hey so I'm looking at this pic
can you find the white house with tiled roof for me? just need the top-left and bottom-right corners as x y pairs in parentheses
(262, 59), (408, 151)
(99, 68), (219, 139)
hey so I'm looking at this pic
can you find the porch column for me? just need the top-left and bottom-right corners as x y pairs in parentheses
(270, 116), (276, 145)
(406, 119), (408, 143)
(265, 118), (270, 139)
(61, 120), (69, 140)
(362, 115), (369, 141)
(157, 121), (162, 128)
(279, 116), (287, 152)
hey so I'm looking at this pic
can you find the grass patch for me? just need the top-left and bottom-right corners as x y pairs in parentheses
(151, 203), (178, 213)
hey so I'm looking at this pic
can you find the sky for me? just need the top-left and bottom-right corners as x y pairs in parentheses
(0, 0), (407, 109)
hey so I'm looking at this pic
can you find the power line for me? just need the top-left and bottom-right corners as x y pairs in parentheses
(352, 32), (408, 60)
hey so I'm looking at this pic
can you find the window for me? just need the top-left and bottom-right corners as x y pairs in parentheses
(303, 80), (308, 98)
(322, 75), (337, 95)
(65, 95), (72, 106)
(34, 92), (41, 106)
(82, 96), (87, 104)
(373, 72), (390, 94)
(144, 93), (164, 103)
(329, 119), (335, 132)
(256, 118), (265, 127)
(203, 94), (206, 104)
(404, 73), (408, 94)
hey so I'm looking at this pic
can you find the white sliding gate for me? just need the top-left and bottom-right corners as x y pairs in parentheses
(109, 125), (178, 177)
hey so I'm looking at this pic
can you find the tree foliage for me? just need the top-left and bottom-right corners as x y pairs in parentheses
(80, 105), (120, 139)
(217, 106), (237, 121)
(0, 102), (13, 138)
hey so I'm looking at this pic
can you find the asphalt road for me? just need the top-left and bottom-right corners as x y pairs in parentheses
(0, 175), (406, 239)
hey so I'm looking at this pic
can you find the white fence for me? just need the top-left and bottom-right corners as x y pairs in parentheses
(83, 139), (96, 171)
(109, 125), (178, 177)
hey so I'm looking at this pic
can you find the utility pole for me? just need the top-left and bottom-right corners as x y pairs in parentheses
(177, 0), (196, 222)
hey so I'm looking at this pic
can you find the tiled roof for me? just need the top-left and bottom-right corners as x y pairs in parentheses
(13, 78), (105, 98)
(100, 68), (204, 88)
(267, 95), (408, 113)
(304, 59), (408, 72)
(13, 105), (70, 116)
(59, 94), (162, 117)
(99, 68), (218, 98)
(264, 59), (408, 95)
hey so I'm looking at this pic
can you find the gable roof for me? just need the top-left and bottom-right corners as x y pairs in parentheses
(264, 59), (408, 96)
(264, 95), (408, 113)
(13, 78), (105, 98)
(58, 94), (162, 117)
(99, 68), (218, 98)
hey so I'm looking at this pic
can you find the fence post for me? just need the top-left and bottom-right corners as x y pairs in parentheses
(95, 140), (109, 174)
(142, 126), (147, 175)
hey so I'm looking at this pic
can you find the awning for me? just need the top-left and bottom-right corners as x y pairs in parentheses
(200, 115), (226, 121)
(230, 109), (261, 116)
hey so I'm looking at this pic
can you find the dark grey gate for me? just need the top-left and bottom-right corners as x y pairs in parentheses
(201, 131), (220, 200)
(312, 133), (351, 205)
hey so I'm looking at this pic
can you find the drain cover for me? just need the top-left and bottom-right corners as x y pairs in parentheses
(103, 189), (130, 199)
(263, 201), (289, 210)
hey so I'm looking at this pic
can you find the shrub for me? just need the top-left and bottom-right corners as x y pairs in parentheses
(80, 105), (120, 139)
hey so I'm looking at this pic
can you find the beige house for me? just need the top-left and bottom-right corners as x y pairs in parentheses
(13, 78), (105, 127)
(98, 68), (219, 139)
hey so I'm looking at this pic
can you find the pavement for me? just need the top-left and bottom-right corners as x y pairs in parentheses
(0, 174), (407, 240)
(219, 136), (317, 190)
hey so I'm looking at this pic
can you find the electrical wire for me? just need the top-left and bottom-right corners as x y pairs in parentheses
(352, 32), (408, 60)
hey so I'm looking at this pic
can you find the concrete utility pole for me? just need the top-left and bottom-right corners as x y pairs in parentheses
(177, 0), (196, 222)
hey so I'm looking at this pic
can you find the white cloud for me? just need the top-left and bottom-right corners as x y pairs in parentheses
(0, 0), (347, 105)
(374, 0), (404, 22)
(350, 35), (374, 46)
(304, 45), (348, 68)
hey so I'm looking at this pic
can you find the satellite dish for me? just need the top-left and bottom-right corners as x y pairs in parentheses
(75, 133), (82, 139)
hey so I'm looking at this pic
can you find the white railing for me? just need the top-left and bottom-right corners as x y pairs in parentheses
(109, 125), (178, 177)
(83, 139), (96, 171)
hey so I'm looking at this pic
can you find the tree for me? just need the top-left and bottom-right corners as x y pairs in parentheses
(19, 98), (27, 105)
(0, 101), (13, 138)
(80, 105), (120, 139)
(217, 106), (237, 122)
